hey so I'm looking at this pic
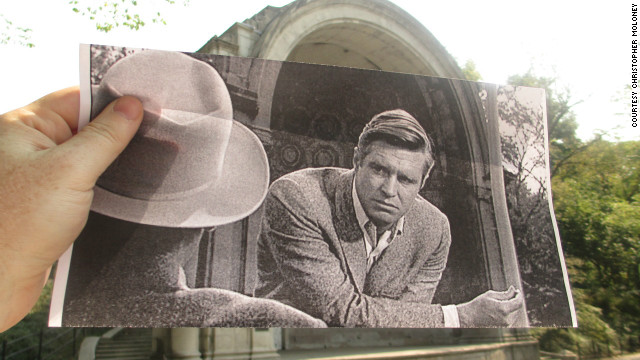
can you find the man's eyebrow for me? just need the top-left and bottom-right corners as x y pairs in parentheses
(369, 157), (420, 183)
(368, 158), (389, 170)
(397, 170), (420, 183)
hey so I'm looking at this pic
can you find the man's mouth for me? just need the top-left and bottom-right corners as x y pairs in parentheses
(373, 200), (398, 210)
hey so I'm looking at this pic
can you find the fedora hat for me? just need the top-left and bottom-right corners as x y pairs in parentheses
(90, 49), (269, 228)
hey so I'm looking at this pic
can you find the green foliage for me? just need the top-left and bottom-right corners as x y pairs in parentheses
(0, 278), (90, 360)
(497, 82), (571, 325)
(0, 280), (52, 359)
(506, 72), (578, 142)
(461, 60), (482, 82)
(0, 280), (52, 337)
(2, 0), (189, 47)
(554, 140), (640, 340)
(68, 0), (189, 32)
(531, 139), (640, 354)
(504, 71), (640, 354)
(532, 282), (623, 357)
(0, 14), (33, 47)
(506, 71), (590, 179)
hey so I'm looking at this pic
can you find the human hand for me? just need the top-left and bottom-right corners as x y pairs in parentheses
(0, 87), (143, 332)
(456, 286), (525, 327)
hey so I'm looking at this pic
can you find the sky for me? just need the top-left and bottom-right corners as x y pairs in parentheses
(0, 0), (635, 141)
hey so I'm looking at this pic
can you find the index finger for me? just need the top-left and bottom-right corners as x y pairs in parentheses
(501, 291), (524, 314)
(26, 87), (80, 145)
(485, 286), (517, 301)
(33, 87), (80, 127)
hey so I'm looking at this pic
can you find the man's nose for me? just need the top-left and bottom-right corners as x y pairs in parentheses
(380, 175), (398, 197)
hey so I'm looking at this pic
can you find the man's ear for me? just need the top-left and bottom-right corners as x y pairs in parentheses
(421, 162), (434, 189)
(353, 146), (360, 169)
(420, 175), (429, 189)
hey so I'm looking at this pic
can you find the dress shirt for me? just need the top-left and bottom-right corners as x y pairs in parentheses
(352, 181), (404, 271)
(352, 180), (460, 327)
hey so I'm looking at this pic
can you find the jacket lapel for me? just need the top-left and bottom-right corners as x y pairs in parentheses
(364, 229), (414, 298)
(332, 170), (367, 293)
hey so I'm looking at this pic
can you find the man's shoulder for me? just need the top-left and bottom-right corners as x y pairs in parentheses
(267, 167), (351, 207)
(270, 167), (350, 193)
(408, 195), (449, 226)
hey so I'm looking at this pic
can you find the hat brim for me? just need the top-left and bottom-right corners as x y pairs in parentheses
(91, 121), (269, 228)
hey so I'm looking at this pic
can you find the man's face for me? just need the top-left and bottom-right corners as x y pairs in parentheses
(354, 140), (427, 231)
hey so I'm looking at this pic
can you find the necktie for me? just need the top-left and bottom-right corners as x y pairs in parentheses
(365, 221), (377, 248)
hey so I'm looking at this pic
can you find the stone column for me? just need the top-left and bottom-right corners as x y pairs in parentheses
(169, 328), (201, 360)
(199, 328), (215, 360)
(151, 328), (171, 359)
(250, 329), (281, 359)
(197, 328), (279, 360)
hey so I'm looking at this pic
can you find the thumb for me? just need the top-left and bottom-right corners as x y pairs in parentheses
(488, 286), (518, 301)
(59, 96), (143, 188)
(501, 291), (524, 314)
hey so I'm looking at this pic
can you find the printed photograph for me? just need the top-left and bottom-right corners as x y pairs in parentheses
(49, 44), (576, 328)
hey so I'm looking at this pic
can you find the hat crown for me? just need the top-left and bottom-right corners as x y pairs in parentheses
(95, 50), (233, 202)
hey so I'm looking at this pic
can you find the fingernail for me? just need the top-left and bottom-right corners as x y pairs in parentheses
(113, 96), (142, 121)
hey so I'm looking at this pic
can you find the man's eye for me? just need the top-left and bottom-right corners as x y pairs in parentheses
(371, 165), (386, 175)
(398, 176), (417, 185)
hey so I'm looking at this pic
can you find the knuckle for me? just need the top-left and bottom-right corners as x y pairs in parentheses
(85, 121), (122, 146)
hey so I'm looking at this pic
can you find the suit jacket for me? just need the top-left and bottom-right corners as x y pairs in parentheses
(255, 167), (451, 327)
(62, 212), (326, 328)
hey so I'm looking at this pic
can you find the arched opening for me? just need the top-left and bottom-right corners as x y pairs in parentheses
(252, 0), (463, 78)
(285, 22), (434, 74)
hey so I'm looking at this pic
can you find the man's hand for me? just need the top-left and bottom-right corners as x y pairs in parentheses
(0, 87), (143, 332)
(456, 286), (525, 327)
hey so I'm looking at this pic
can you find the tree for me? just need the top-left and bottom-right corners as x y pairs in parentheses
(506, 71), (594, 178)
(502, 70), (640, 353)
(0, 14), (33, 47)
(461, 60), (482, 82)
(552, 139), (640, 353)
(497, 83), (572, 326)
(0, 280), (56, 359)
(554, 140), (640, 342)
(1, 0), (189, 47)
(69, 0), (189, 33)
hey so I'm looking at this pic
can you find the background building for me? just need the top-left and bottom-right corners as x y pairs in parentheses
(104, 0), (543, 358)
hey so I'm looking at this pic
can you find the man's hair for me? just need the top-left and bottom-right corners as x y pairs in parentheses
(357, 109), (435, 175)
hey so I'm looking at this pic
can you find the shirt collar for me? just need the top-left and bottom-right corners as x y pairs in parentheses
(352, 178), (404, 236)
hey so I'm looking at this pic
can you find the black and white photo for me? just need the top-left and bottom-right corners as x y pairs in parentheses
(49, 45), (576, 328)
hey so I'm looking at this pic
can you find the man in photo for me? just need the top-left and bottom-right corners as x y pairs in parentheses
(256, 109), (525, 327)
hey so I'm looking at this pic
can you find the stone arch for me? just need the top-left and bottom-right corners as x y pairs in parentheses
(196, 0), (527, 328)
(251, 0), (463, 77)
(197, 0), (521, 305)
(144, 1), (539, 356)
